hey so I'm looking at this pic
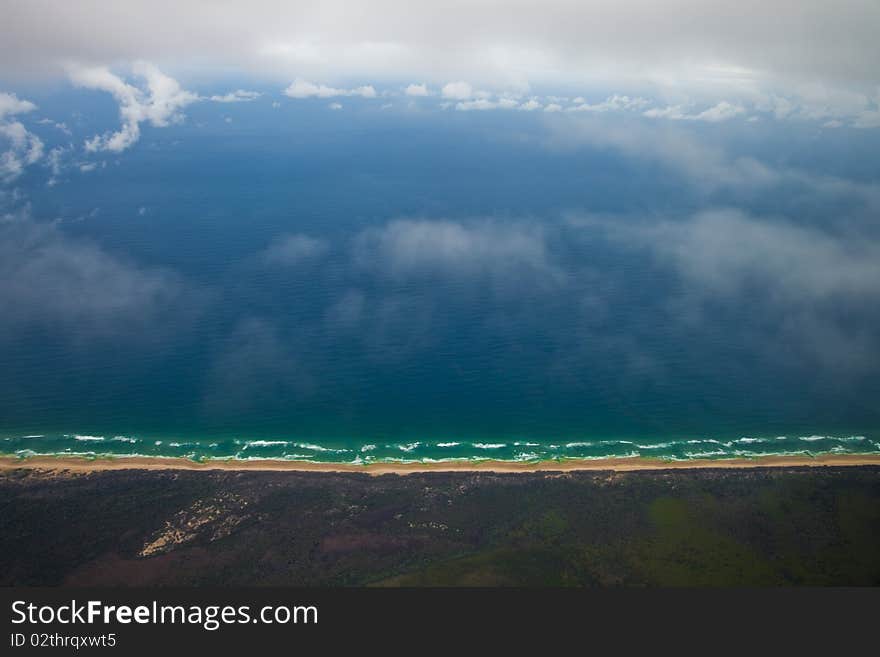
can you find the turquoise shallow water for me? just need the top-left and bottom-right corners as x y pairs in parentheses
(3, 432), (878, 464)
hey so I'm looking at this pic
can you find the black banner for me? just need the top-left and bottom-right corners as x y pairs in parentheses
(2, 588), (877, 653)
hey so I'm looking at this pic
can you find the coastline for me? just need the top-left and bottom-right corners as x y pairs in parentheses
(2, 453), (879, 475)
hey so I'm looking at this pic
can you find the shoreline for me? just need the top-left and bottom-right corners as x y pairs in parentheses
(2, 453), (880, 475)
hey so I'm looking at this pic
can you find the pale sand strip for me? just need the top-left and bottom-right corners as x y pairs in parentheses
(1, 453), (879, 476)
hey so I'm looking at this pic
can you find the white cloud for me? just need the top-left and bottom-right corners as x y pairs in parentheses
(441, 81), (473, 100)
(693, 101), (747, 122)
(353, 85), (377, 98)
(0, 92), (36, 119)
(46, 145), (68, 179)
(405, 83), (430, 97)
(455, 97), (518, 111)
(644, 100), (747, 123)
(0, 92), (43, 183)
(566, 95), (649, 113)
(283, 79), (376, 99)
(643, 105), (688, 120)
(68, 61), (198, 152)
(329, 102), (343, 110)
(209, 89), (262, 102)
(519, 99), (542, 111)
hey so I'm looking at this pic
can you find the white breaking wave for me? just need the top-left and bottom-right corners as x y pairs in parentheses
(243, 440), (289, 448)
(73, 435), (104, 441)
(472, 443), (506, 449)
(293, 443), (351, 453)
(683, 450), (728, 458)
(360, 444), (377, 452)
(397, 442), (421, 452)
(436, 442), (460, 448)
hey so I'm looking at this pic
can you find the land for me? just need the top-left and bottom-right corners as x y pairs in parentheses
(2, 462), (879, 586)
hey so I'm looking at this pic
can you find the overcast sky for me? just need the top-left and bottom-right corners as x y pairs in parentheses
(2, 1), (879, 100)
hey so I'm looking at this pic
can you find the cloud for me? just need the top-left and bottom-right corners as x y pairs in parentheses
(549, 113), (779, 190)
(404, 83), (430, 97)
(354, 218), (561, 286)
(68, 61), (199, 152)
(578, 208), (880, 375)
(546, 112), (880, 210)
(642, 105), (688, 120)
(644, 100), (747, 122)
(283, 78), (376, 99)
(352, 85), (376, 98)
(209, 89), (262, 102)
(262, 234), (328, 266)
(695, 101), (747, 122)
(37, 117), (72, 135)
(853, 107), (880, 129)
(324, 289), (366, 330)
(6, 1), (877, 113)
(201, 317), (313, 417)
(441, 81), (473, 100)
(566, 95), (649, 113)
(627, 210), (880, 302)
(46, 145), (68, 182)
(455, 97), (518, 111)
(0, 210), (199, 342)
(0, 92), (36, 119)
(284, 80), (346, 98)
(0, 92), (44, 182)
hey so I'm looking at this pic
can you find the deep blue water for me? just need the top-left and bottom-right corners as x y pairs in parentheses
(2, 92), (879, 462)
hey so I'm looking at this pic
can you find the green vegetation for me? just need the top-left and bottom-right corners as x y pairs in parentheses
(2, 467), (879, 586)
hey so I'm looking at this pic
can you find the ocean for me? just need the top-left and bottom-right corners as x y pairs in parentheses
(2, 95), (879, 464)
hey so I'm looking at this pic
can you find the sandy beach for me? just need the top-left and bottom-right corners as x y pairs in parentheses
(1, 453), (879, 475)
